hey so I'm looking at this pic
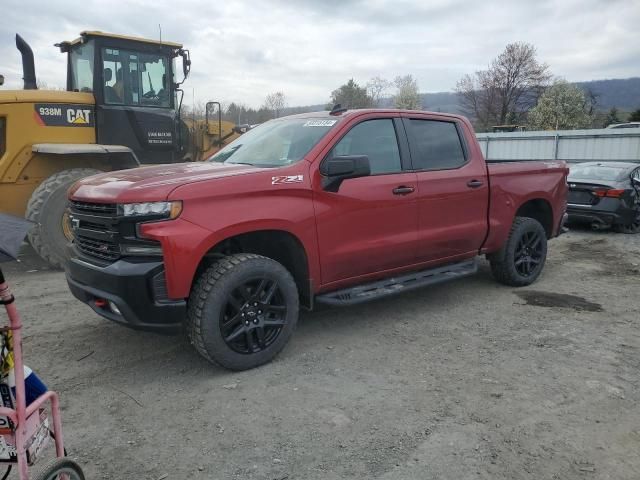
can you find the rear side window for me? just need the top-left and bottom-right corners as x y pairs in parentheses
(331, 119), (401, 175)
(405, 119), (466, 170)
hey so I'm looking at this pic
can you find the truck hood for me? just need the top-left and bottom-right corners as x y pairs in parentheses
(70, 162), (264, 203)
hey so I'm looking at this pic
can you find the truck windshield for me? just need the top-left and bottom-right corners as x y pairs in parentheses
(208, 118), (338, 167)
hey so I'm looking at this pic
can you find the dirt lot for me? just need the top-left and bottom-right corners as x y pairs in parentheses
(2, 228), (639, 479)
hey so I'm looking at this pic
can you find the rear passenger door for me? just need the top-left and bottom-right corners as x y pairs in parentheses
(402, 116), (489, 264)
(313, 116), (419, 285)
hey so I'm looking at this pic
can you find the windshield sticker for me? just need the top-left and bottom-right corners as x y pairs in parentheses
(303, 120), (337, 127)
(272, 175), (304, 185)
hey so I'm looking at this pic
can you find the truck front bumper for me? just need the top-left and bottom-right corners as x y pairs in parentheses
(66, 256), (186, 334)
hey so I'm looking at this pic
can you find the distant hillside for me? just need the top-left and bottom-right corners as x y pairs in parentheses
(286, 77), (640, 116)
(574, 77), (640, 111)
(418, 78), (640, 114)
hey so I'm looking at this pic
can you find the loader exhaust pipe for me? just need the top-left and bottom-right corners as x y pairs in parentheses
(15, 34), (37, 90)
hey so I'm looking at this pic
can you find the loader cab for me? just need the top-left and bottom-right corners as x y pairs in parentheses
(58, 31), (191, 164)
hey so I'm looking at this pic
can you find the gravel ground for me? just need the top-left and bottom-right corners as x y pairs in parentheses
(1, 227), (639, 480)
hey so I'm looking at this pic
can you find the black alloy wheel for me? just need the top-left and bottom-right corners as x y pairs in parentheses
(514, 230), (544, 277)
(221, 277), (287, 354)
(187, 254), (299, 370)
(489, 216), (548, 287)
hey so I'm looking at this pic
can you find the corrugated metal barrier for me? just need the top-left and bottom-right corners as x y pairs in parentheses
(476, 128), (640, 164)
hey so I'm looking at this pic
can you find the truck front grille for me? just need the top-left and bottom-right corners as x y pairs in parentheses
(74, 235), (120, 261)
(69, 200), (120, 263)
(69, 200), (118, 216)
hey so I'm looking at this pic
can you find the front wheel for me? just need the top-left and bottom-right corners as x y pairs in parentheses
(32, 458), (85, 480)
(186, 254), (299, 370)
(488, 216), (548, 287)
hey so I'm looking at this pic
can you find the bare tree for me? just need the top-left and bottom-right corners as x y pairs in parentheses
(367, 76), (392, 107)
(456, 42), (551, 130)
(393, 75), (421, 110)
(263, 91), (287, 118)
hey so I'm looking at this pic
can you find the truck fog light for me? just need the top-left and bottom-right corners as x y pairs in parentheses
(108, 301), (122, 316)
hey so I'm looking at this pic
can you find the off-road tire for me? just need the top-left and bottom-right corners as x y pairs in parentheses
(489, 216), (548, 287)
(31, 457), (85, 480)
(187, 253), (299, 370)
(26, 168), (102, 269)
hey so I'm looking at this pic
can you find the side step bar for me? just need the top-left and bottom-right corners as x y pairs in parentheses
(315, 258), (478, 306)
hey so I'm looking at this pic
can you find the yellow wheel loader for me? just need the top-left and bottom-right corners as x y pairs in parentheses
(0, 32), (244, 268)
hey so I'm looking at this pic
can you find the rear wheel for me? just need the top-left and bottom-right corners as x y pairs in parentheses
(489, 216), (548, 287)
(187, 254), (299, 370)
(615, 210), (640, 234)
(31, 458), (85, 480)
(26, 168), (102, 269)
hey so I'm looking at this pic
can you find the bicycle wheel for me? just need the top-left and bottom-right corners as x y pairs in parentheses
(32, 458), (85, 480)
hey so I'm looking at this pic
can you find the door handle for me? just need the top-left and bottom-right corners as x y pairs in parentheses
(467, 179), (484, 188)
(393, 186), (415, 195)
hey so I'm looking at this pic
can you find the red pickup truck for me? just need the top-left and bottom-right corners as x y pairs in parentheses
(66, 109), (568, 370)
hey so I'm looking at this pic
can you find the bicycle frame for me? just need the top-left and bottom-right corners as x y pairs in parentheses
(0, 268), (65, 479)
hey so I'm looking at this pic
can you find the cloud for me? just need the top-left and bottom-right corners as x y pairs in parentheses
(1, 0), (638, 107)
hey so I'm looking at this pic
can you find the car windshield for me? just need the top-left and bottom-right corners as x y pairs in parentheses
(208, 118), (338, 167)
(569, 164), (630, 181)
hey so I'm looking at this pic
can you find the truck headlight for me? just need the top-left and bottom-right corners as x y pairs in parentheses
(119, 201), (182, 219)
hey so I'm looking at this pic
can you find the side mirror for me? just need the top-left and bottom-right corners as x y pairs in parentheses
(175, 49), (191, 87)
(320, 155), (370, 192)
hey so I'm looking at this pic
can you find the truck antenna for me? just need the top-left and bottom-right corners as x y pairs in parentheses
(158, 24), (162, 46)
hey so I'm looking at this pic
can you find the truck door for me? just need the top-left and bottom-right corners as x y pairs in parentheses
(401, 115), (489, 263)
(313, 116), (419, 285)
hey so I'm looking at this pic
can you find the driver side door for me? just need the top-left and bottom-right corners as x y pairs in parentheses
(312, 116), (419, 287)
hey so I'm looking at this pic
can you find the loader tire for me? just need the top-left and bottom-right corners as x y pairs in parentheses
(26, 168), (102, 269)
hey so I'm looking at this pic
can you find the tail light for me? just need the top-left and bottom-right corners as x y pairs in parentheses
(593, 188), (625, 198)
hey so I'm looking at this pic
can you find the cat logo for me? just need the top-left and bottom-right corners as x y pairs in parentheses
(66, 109), (92, 125)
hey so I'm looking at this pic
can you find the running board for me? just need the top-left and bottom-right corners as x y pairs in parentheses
(315, 258), (478, 306)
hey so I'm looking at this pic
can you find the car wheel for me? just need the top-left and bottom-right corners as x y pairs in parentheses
(615, 210), (640, 234)
(186, 253), (299, 370)
(488, 216), (548, 287)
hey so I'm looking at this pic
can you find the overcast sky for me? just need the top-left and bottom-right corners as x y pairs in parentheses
(1, 0), (638, 108)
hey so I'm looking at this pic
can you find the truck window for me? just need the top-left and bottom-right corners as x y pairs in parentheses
(332, 119), (401, 175)
(209, 118), (335, 167)
(406, 119), (466, 170)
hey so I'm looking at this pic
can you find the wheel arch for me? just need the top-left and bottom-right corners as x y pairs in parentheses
(194, 229), (312, 309)
(515, 197), (554, 238)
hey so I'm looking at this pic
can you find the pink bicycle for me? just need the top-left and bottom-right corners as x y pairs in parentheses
(0, 214), (84, 479)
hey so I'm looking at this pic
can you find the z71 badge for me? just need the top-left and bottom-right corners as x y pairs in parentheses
(34, 104), (95, 127)
(272, 175), (304, 185)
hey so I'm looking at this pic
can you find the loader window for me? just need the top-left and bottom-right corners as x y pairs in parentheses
(69, 43), (94, 93)
(102, 48), (170, 108)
